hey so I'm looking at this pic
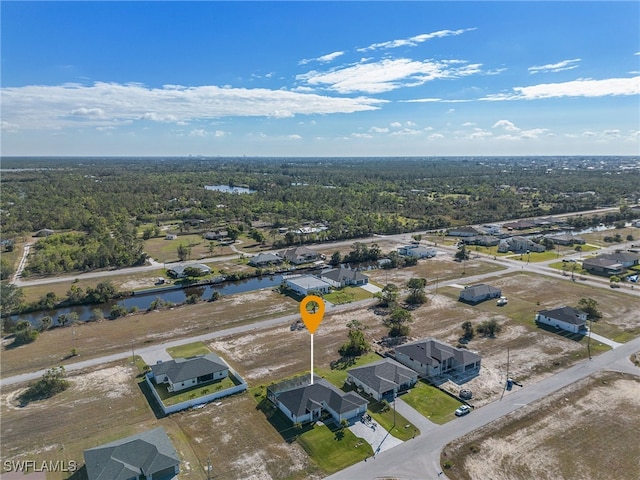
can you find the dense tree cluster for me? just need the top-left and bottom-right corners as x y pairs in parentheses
(1, 156), (638, 276)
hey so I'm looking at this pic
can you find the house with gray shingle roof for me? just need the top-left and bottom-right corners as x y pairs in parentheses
(248, 252), (283, 267)
(320, 265), (369, 288)
(277, 246), (321, 265)
(394, 338), (481, 379)
(151, 353), (228, 393)
(267, 375), (368, 425)
(536, 306), (588, 334)
(84, 427), (180, 480)
(458, 284), (502, 304)
(346, 358), (417, 401)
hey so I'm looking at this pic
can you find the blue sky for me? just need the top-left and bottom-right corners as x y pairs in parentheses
(1, 1), (639, 157)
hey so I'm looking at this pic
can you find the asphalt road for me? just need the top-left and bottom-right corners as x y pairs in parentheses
(326, 335), (640, 480)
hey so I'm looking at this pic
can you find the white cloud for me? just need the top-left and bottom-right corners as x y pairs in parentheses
(358, 28), (476, 52)
(1, 81), (386, 130)
(297, 58), (483, 94)
(428, 133), (444, 140)
(528, 58), (581, 74)
(351, 132), (373, 139)
(370, 126), (389, 133)
(1, 120), (20, 132)
(483, 76), (640, 100)
(492, 119), (520, 131)
(287, 134), (303, 140)
(462, 122), (476, 126)
(390, 122), (402, 128)
(469, 129), (492, 139)
(299, 51), (345, 65)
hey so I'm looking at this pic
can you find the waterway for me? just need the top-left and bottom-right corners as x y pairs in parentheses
(13, 274), (284, 326)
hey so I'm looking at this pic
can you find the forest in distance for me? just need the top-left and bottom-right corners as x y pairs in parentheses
(1, 155), (639, 281)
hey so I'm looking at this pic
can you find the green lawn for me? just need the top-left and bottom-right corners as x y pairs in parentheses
(166, 341), (212, 358)
(315, 352), (382, 387)
(152, 376), (237, 406)
(297, 423), (373, 474)
(367, 397), (419, 441)
(324, 286), (373, 305)
(401, 380), (463, 424)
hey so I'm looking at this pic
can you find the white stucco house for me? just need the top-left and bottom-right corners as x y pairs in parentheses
(394, 338), (481, 379)
(346, 358), (417, 401)
(535, 306), (588, 334)
(267, 375), (368, 425)
(150, 353), (229, 393)
(284, 275), (331, 296)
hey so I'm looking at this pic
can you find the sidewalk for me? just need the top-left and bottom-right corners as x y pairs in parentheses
(588, 331), (622, 349)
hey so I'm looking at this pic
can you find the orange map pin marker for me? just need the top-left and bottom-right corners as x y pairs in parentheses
(300, 295), (325, 385)
(300, 295), (325, 334)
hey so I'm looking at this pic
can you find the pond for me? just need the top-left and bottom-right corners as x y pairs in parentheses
(13, 274), (284, 326)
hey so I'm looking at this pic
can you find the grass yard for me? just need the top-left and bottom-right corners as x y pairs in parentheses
(367, 397), (418, 441)
(166, 341), (212, 358)
(152, 376), (237, 406)
(315, 352), (382, 387)
(402, 380), (463, 424)
(297, 422), (373, 474)
(324, 286), (374, 305)
(143, 234), (235, 262)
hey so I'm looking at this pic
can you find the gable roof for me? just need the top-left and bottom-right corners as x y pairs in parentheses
(320, 266), (368, 283)
(167, 263), (212, 277)
(275, 377), (367, 416)
(248, 252), (282, 266)
(582, 257), (623, 269)
(395, 338), (481, 367)
(538, 306), (587, 325)
(278, 246), (320, 262)
(84, 427), (179, 480)
(151, 353), (227, 383)
(347, 358), (416, 394)
(461, 284), (501, 297)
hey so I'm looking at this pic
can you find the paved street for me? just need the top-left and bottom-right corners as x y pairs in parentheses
(326, 335), (640, 480)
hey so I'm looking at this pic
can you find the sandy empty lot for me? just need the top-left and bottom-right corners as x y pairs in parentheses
(442, 371), (640, 480)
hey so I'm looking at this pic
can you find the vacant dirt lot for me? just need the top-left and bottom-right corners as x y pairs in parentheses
(442, 371), (640, 480)
(1, 289), (298, 378)
(0, 359), (319, 480)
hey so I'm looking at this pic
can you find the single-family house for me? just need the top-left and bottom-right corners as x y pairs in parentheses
(248, 252), (283, 267)
(267, 375), (368, 424)
(607, 251), (640, 267)
(394, 338), (481, 378)
(84, 427), (180, 480)
(479, 224), (501, 235)
(535, 306), (588, 334)
(203, 230), (227, 241)
(285, 275), (332, 296)
(497, 236), (545, 253)
(278, 246), (321, 265)
(166, 263), (212, 278)
(397, 245), (437, 258)
(547, 234), (586, 246)
(346, 358), (418, 401)
(150, 353), (228, 393)
(582, 257), (625, 276)
(320, 266), (369, 288)
(463, 235), (500, 247)
(447, 226), (480, 237)
(503, 220), (537, 231)
(459, 284), (502, 304)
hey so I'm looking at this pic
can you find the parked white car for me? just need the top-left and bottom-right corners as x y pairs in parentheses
(455, 405), (471, 416)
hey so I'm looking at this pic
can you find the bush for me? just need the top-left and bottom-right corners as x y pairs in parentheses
(14, 327), (39, 345)
(476, 319), (502, 337)
(18, 366), (69, 404)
